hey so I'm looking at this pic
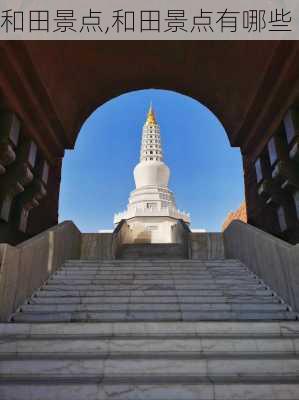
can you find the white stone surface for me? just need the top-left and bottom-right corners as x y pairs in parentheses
(4, 255), (299, 398)
(10, 259), (298, 323)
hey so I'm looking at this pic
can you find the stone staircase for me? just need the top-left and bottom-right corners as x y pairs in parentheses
(1, 258), (299, 399)
(10, 259), (297, 322)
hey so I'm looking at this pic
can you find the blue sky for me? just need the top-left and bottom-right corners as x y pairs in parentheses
(59, 89), (244, 232)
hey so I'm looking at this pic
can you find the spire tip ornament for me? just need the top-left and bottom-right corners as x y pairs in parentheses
(146, 102), (157, 126)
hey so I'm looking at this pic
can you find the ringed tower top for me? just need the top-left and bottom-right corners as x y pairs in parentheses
(139, 103), (163, 163)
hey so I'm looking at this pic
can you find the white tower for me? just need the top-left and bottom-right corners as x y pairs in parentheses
(114, 104), (190, 243)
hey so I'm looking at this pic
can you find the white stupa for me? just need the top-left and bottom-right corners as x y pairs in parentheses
(114, 104), (190, 243)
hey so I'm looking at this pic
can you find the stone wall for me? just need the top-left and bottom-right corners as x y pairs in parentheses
(81, 230), (225, 260)
(80, 233), (113, 260)
(224, 220), (299, 312)
(0, 221), (81, 321)
(190, 233), (225, 259)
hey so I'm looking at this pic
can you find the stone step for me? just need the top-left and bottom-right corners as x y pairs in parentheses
(52, 271), (255, 278)
(2, 358), (299, 380)
(63, 264), (244, 269)
(2, 321), (299, 337)
(1, 336), (298, 358)
(1, 382), (299, 400)
(29, 296), (281, 304)
(63, 259), (244, 267)
(52, 268), (254, 275)
(54, 270), (251, 277)
(63, 262), (245, 268)
(120, 254), (186, 260)
(119, 255), (186, 260)
(51, 272), (256, 278)
(119, 256), (187, 260)
(61, 263), (246, 268)
(37, 288), (274, 296)
(65, 258), (242, 264)
(53, 275), (255, 282)
(64, 265), (245, 271)
(119, 244), (184, 248)
(48, 278), (260, 285)
(64, 260), (244, 265)
(58, 268), (249, 275)
(11, 310), (297, 323)
(20, 303), (288, 313)
(43, 283), (266, 291)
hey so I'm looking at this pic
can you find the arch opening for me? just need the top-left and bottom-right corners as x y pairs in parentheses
(59, 89), (245, 233)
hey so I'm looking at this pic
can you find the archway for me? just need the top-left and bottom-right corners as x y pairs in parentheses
(0, 41), (297, 244)
(59, 89), (244, 233)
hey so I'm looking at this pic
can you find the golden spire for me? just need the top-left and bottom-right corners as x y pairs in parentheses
(145, 102), (157, 125)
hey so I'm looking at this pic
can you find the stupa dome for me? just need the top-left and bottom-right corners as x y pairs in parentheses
(134, 160), (170, 189)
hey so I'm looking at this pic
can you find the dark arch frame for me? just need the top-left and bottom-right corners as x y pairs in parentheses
(0, 41), (298, 244)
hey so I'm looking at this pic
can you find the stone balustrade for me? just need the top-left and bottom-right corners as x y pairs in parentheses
(224, 220), (299, 312)
(0, 221), (81, 321)
(114, 208), (190, 224)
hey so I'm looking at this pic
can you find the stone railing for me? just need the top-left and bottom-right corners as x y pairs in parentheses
(114, 208), (190, 224)
(111, 219), (133, 259)
(172, 219), (192, 258)
(0, 221), (81, 321)
(223, 220), (299, 312)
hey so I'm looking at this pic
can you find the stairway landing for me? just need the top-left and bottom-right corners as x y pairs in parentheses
(118, 243), (186, 259)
